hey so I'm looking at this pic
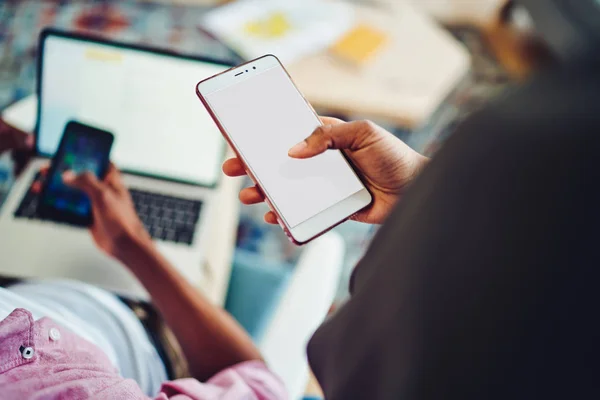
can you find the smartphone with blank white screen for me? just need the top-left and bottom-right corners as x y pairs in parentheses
(196, 55), (372, 245)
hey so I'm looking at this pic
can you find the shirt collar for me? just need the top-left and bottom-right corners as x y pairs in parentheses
(0, 308), (36, 374)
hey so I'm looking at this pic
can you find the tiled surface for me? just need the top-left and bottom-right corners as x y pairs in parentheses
(0, 0), (237, 110)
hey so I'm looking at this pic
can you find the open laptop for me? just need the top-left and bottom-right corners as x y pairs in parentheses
(0, 29), (232, 299)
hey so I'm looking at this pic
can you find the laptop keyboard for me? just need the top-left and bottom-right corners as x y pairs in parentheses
(129, 189), (201, 245)
(14, 172), (202, 246)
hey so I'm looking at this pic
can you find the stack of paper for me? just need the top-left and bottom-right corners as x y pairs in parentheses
(202, 0), (355, 64)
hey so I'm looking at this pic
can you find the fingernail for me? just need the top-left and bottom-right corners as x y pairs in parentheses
(25, 135), (34, 148)
(288, 141), (307, 157)
(62, 170), (76, 182)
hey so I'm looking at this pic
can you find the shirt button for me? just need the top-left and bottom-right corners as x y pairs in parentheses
(20, 346), (35, 359)
(49, 327), (61, 341)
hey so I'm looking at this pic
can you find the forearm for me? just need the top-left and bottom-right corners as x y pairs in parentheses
(117, 236), (262, 381)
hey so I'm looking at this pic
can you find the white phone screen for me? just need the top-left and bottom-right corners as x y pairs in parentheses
(204, 65), (364, 228)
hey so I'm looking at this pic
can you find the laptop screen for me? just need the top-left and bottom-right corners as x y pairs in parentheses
(38, 33), (229, 186)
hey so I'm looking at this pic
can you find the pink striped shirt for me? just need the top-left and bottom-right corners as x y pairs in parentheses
(0, 308), (287, 399)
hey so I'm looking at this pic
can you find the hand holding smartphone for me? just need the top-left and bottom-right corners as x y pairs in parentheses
(196, 55), (372, 244)
(38, 121), (114, 226)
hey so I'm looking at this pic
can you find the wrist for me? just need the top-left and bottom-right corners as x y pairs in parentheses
(113, 231), (156, 267)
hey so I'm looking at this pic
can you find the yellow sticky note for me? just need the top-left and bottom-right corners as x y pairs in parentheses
(331, 24), (388, 65)
(244, 12), (292, 39)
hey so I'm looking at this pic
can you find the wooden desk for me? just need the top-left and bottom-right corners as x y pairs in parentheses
(288, 2), (470, 128)
(145, 1), (471, 128)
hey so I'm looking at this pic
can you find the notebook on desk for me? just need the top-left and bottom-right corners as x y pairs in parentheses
(289, 2), (471, 127)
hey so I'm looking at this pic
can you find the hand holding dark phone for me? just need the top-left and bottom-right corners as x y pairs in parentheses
(38, 121), (114, 226)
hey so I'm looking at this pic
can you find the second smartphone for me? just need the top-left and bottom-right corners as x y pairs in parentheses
(196, 55), (372, 245)
(38, 121), (114, 226)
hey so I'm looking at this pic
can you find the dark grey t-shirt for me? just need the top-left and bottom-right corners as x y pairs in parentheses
(307, 60), (600, 399)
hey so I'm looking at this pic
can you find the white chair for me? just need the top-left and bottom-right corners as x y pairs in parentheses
(258, 232), (345, 400)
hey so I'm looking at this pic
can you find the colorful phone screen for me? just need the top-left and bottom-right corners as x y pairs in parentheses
(40, 121), (113, 224)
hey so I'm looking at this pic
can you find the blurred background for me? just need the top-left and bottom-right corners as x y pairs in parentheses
(0, 0), (555, 396)
(0, 0), (553, 315)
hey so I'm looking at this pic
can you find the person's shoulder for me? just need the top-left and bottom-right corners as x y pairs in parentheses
(473, 57), (600, 133)
(441, 57), (600, 164)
